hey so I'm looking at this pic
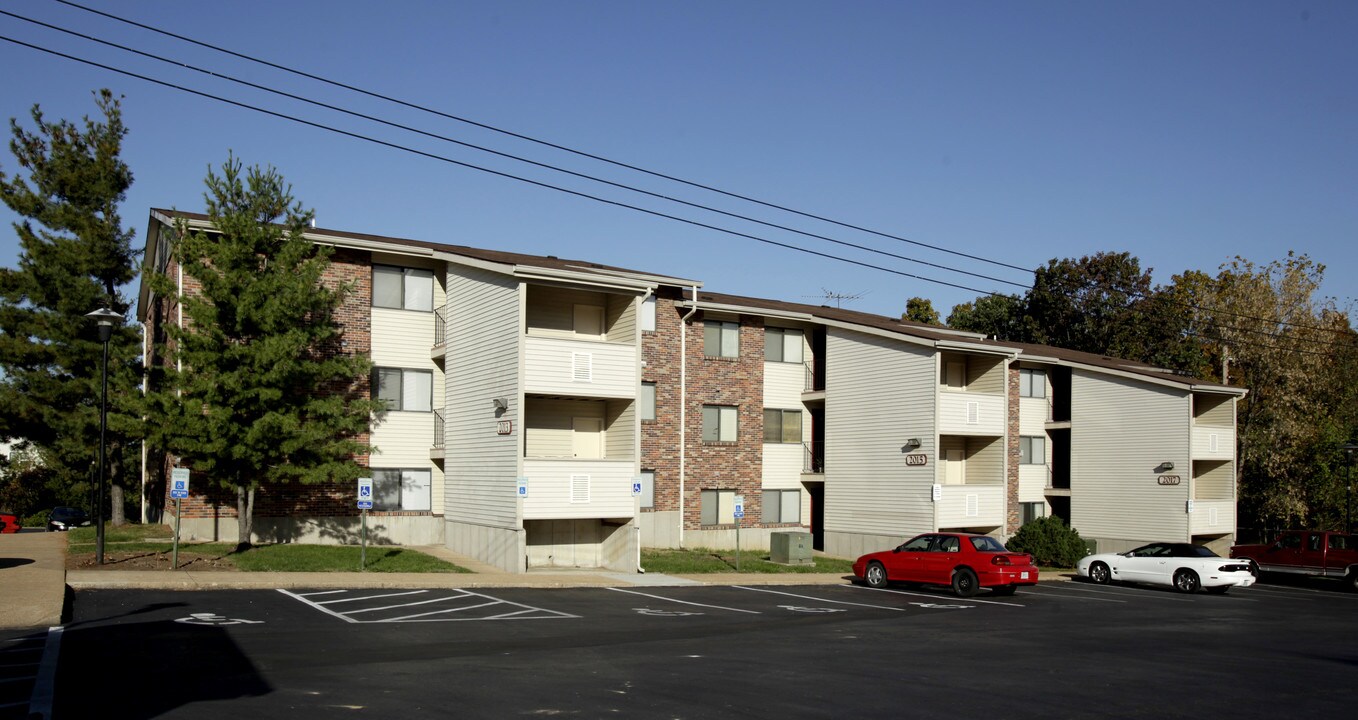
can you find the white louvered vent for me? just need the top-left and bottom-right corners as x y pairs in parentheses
(570, 474), (591, 503)
(966, 493), (979, 517)
(1208, 507), (1218, 526)
(967, 402), (979, 425)
(1209, 433), (1218, 453)
(572, 352), (593, 382)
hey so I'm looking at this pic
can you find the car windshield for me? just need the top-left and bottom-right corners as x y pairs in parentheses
(969, 536), (1006, 552)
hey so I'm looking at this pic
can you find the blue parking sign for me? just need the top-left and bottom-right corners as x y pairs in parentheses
(170, 468), (190, 499)
(357, 477), (373, 510)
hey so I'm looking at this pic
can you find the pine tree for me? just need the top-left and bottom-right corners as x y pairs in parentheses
(147, 155), (384, 549)
(0, 89), (141, 522)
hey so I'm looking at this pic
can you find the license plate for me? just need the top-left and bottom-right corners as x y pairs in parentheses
(1020, 572), (1029, 579)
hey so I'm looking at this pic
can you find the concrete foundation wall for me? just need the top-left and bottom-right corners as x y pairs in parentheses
(683, 526), (806, 551)
(639, 511), (682, 549)
(824, 530), (909, 561)
(167, 512), (446, 546)
(446, 519), (526, 573)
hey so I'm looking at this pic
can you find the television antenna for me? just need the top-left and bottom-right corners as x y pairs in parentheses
(804, 288), (867, 308)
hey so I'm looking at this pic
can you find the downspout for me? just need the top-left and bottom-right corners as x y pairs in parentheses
(140, 321), (148, 524)
(679, 286), (699, 548)
(637, 287), (653, 574)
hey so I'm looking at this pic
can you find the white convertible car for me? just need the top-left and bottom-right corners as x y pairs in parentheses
(1076, 542), (1256, 594)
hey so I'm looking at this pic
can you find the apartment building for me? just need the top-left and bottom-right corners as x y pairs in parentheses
(139, 211), (1245, 571)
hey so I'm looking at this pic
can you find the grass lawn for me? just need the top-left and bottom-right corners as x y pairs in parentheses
(641, 548), (855, 574)
(65, 525), (469, 573)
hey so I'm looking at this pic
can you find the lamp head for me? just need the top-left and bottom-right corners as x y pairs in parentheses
(85, 307), (123, 343)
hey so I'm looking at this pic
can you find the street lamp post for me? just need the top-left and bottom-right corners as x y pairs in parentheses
(85, 307), (123, 565)
(1342, 443), (1358, 534)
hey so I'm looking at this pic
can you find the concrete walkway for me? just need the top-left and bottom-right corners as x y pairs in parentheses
(1, 535), (1072, 630)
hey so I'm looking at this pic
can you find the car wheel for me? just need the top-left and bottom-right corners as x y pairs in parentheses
(864, 561), (888, 589)
(1346, 571), (1358, 593)
(1088, 561), (1111, 585)
(1246, 560), (1259, 579)
(991, 585), (1017, 596)
(1205, 585), (1230, 594)
(951, 568), (980, 597)
(1173, 569), (1201, 594)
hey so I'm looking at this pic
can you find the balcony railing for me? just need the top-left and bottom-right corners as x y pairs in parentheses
(433, 408), (445, 448)
(803, 441), (824, 474)
(434, 307), (448, 347)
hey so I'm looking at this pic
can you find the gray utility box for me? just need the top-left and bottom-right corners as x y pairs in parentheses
(770, 531), (814, 566)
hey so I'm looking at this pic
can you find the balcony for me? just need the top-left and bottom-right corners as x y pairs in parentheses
(521, 458), (636, 520)
(936, 484), (1004, 529)
(430, 408), (445, 461)
(1189, 499), (1236, 535)
(1191, 425), (1234, 461)
(803, 441), (824, 475)
(524, 335), (637, 398)
(431, 307), (448, 363)
(939, 391), (1005, 436)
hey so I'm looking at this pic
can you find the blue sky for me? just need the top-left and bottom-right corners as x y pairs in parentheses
(1, 0), (1354, 321)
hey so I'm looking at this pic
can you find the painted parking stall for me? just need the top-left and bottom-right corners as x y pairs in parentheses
(277, 588), (580, 623)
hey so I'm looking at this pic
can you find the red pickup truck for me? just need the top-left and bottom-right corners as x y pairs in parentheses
(1230, 530), (1358, 591)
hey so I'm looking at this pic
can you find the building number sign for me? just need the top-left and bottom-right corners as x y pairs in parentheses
(1157, 475), (1181, 486)
(904, 454), (928, 466)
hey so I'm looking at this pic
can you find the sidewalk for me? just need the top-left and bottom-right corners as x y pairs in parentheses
(2, 536), (1071, 629)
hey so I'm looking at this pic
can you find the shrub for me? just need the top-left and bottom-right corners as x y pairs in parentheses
(1006, 516), (1088, 567)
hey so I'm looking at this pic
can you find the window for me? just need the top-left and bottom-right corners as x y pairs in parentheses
(372, 265), (435, 311)
(762, 489), (800, 523)
(700, 489), (735, 525)
(373, 368), (433, 412)
(641, 296), (656, 332)
(702, 405), (738, 443)
(703, 320), (739, 358)
(639, 470), (655, 510)
(640, 382), (656, 422)
(1020, 436), (1046, 465)
(1020, 502), (1045, 526)
(371, 468), (432, 511)
(936, 536), (960, 553)
(1020, 368), (1047, 398)
(900, 535), (933, 552)
(763, 409), (802, 443)
(764, 327), (804, 363)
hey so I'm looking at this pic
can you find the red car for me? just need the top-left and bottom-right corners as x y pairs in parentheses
(0, 511), (20, 533)
(853, 532), (1039, 597)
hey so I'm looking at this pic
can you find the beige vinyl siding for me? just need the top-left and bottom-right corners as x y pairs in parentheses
(371, 302), (445, 515)
(761, 444), (803, 488)
(1193, 393), (1233, 426)
(1018, 396), (1048, 435)
(938, 352), (1006, 394)
(966, 436), (1004, 484)
(824, 328), (935, 537)
(525, 399), (606, 457)
(938, 391), (1005, 435)
(1018, 465), (1049, 503)
(607, 293), (636, 344)
(445, 264), (521, 528)
(523, 336), (637, 398)
(1193, 459), (1234, 500)
(604, 399), (635, 460)
(762, 360), (804, 409)
(1070, 371), (1190, 541)
(521, 459), (636, 519)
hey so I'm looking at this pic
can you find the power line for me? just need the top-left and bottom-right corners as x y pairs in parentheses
(0, 8), (1028, 292)
(1, 22), (1351, 356)
(52, 0), (1034, 276)
(0, 33), (1005, 302)
(43, 0), (1356, 341)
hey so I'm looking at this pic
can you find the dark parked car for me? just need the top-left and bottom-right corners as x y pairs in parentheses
(0, 511), (20, 533)
(47, 506), (91, 532)
(853, 531), (1039, 597)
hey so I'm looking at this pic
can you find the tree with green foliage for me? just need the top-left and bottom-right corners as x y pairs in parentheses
(146, 155), (385, 549)
(0, 89), (141, 524)
(1026, 251), (1154, 357)
(946, 292), (1038, 342)
(901, 296), (941, 325)
(1005, 516), (1088, 568)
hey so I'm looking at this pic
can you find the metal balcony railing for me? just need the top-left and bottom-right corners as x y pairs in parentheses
(803, 441), (825, 474)
(434, 307), (448, 347)
(433, 408), (445, 448)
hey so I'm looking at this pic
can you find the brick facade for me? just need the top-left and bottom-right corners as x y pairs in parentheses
(152, 233), (380, 520)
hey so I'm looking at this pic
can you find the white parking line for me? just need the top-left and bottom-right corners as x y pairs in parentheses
(314, 589), (428, 605)
(29, 627), (60, 720)
(604, 587), (762, 613)
(343, 595), (488, 616)
(277, 588), (580, 623)
(730, 586), (907, 611)
(1021, 586), (1127, 602)
(1245, 583), (1358, 599)
(847, 584), (1026, 607)
(1038, 583), (1193, 602)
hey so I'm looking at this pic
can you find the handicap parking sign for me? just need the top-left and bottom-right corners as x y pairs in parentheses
(170, 468), (190, 499)
(733, 495), (745, 519)
(357, 477), (373, 510)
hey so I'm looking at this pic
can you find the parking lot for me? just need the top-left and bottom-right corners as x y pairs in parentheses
(38, 578), (1358, 719)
